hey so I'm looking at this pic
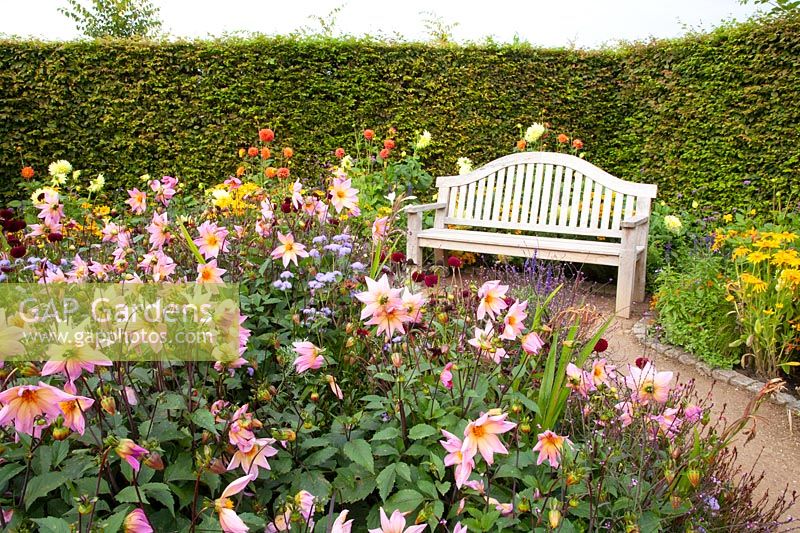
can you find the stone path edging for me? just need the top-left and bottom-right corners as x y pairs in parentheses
(631, 316), (800, 415)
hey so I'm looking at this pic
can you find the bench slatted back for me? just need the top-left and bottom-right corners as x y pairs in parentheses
(435, 152), (657, 239)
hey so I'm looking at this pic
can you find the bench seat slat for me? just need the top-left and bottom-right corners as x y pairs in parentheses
(418, 228), (643, 267)
(441, 217), (623, 238)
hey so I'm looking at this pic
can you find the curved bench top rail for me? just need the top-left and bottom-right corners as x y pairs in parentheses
(436, 152), (658, 198)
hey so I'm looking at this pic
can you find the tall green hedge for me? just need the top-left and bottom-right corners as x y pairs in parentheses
(1, 15), (798, 209)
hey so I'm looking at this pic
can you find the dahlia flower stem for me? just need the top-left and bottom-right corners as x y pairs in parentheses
(398, 397), (409, 448)
(0, 367), (17, 390)
(325, 491), (337, 533)
(85, 447), (110, 531)
(189, 469), (203, 532)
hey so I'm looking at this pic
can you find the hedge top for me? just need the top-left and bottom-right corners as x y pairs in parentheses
(1, 14), (798, 210)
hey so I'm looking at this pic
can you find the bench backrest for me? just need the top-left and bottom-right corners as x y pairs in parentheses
(435, 152), (657, 239)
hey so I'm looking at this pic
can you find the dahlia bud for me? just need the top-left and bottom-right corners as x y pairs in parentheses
(209, 458), (228, 474)
(52, 426), (70, 441)
(257, 388), (272, 402)
(391, 352), (403, 368)
(100, 396), (116, 415)
(145, 452), (165, 471)
(548, 509), (561, 529)
(687, 469), (700, 488)
(78, 498), (96, 516)
(671, 495), (682, 510)
(568, 497), (579, 508)
(20, 362), (40, 377)
(310, 392), (320, 402)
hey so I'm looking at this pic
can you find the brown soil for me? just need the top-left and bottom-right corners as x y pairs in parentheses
(589, 288), (800, 527)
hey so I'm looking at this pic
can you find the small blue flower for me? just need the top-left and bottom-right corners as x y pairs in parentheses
(704, 496), (720, 512)
(272, 280), (292, 291)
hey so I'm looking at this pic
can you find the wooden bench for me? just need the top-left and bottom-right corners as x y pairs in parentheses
(404, 152), (657, 318)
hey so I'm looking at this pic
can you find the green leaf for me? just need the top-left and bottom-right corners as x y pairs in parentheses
(305, 447), (338, 466)
(343, 439), (374, 474)
(376, 464), (396, 501)
(0, 463), (26, 489)
(116, 485), (149, 504)
(52, 440), (70, 468)
(165, 454), (195, 482)
(408, 423), (437, 440)
(24, 471), (70, 510)
(417, 479), (438, 499)
(190, 409), (219, 436)
(240, 513), (267, 529)
(143, 482), (174, 515)
(177, 219), (206, 264)
(372, 426), (402, 441)
(99, 506), (133, 533)
(639, 511), (661, 531)
(396, 462), (412, 482)
(291, 469), (331, 498)
(385, 489), (424, 514)
(31, 517), (71, 533)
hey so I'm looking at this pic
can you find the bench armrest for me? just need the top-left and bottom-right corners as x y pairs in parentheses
(403, 202), (447, 214)
(621, 213), (650, 229)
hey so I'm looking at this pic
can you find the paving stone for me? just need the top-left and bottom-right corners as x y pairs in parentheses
(746, 381), (764, 395)
(728, 373), (756, 389)
(774, 392), (795, 406)
(694, 362), (713, 376)
(710, 369), (738, 384)
(678, 352), (695, 366)
(787, 399), (800, 414)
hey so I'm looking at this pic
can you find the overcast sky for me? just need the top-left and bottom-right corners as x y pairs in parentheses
(0, 0), (764, 48)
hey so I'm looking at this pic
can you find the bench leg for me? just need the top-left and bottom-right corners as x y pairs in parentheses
(406, 212), (423, 267)
(616, 254), (636, 319)
(633, 252), (647, 303)
(433, 248), (444, 265)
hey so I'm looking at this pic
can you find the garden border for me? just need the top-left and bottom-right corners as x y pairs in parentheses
(631, 315), (800, 415)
